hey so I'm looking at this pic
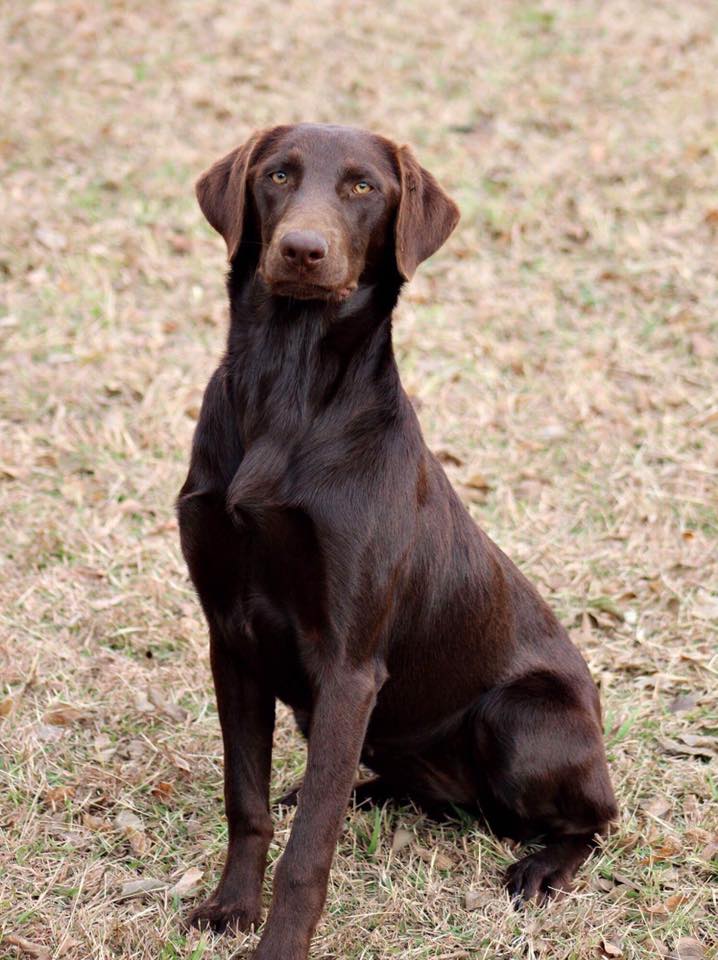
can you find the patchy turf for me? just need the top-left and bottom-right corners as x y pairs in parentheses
(1, 1), (716, 958)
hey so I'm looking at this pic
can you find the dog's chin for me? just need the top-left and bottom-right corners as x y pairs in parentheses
(264, 277), (357, 303)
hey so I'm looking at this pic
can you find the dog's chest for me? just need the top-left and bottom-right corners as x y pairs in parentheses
(238, 521), (327, 711)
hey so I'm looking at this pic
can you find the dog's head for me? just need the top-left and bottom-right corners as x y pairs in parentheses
(195, 123), (460, 302)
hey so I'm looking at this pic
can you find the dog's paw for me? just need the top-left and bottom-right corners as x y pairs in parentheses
(504, 849), (574, 906)
(186, 897), (262, 933)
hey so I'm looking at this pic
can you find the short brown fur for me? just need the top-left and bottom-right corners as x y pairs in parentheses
(178, 123), (617, 960)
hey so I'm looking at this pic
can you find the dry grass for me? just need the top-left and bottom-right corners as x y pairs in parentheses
(1, 1), (717, 958)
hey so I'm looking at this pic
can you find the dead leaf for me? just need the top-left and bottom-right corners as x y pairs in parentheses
(415, 846), (455, 870)
(129, 831), (149, 856)
(151, 780), (174, 801)
(600, 939), (623, 957)
(588, 596), (625, 622)
(90, 594), (130, 611)
(169, 866), (203, 897)
(465, 889), (482, 910)
(611, 871), (640, 891)
(124, 739), (146, 760)
(649, 836), (682, 861)
(165, 749), (192, 774)
(118, 877), (166, 899)
(691, 593), (718, 621)
(435, 449), (463, 467)
(700, 840), (718, 862)
(664, 893), (689, 912)
(76, 565), (106, 580)
(679, 734), (716, 751)
(44, 785), (75, 809)
(93, 733), (115, 762)
(44, 703), (90, 726)
(114, 810), (149, 856)
(33, 723), (65, 742)
(668, 693), (699, 713)
(641, 796), (671, 818)
(682, 795), (701, 821)
(656, 736), (715, 759)
(3, 933), (50, 959)
(82, 813), (110, 831)
(148, 686), (188, 722)
(133, 691), (155, 714)
(674, 938), (705, 960)
(614, 832), (641, 853)
(114, 810), (143, 831)
(464, 471), (493, 491)
(391, 827), (414, 853)
(0, 697), (13, 717)
(593, 876), (614, 892)
(35, 227), (67, 251)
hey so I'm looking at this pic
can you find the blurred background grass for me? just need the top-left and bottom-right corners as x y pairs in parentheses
(1, 2), (716, 959)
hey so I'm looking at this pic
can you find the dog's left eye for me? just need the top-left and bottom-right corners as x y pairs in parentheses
(352, 180), (373, 195)
(270, 171), (288, 185)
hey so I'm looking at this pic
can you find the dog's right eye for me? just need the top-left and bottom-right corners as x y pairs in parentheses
(269, 171), (288, 185)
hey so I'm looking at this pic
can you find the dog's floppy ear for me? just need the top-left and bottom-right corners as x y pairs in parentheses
(394, 145), (460, 281)
(195, 131), (265, 261)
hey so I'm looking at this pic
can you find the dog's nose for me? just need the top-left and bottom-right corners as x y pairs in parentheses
(279, 230), (328, 269)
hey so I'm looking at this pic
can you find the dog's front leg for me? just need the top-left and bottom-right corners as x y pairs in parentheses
(253, 659), (384, 960)
(189, 629), (275, 933)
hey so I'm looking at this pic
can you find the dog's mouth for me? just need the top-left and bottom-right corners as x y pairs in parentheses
(264, 277), (358, 303)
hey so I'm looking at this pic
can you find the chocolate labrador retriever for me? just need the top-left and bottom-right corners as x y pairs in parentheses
(177, 123), (617, 959)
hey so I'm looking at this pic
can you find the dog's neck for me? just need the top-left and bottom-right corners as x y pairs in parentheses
(223, 266), (406, 447)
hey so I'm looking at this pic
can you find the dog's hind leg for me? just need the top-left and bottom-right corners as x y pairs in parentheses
(474, 669), (617, 904)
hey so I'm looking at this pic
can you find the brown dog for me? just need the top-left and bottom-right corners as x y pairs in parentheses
(177, 123), (617, 960)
